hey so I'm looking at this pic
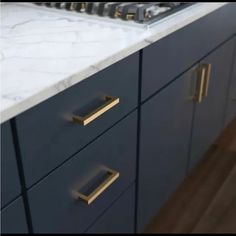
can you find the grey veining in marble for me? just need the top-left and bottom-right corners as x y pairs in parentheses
(0, 3), (227, 123)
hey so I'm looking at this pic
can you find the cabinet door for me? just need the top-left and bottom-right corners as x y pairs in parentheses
(189, 38), (235, 170)
(137, 67), (196, 232)
(225, 37), (236, 125)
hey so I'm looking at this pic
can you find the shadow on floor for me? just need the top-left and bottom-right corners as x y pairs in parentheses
(144, 117), (236, 234)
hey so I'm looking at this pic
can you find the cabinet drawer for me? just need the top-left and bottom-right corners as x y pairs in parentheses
(15, 53), (139, 188)
(27, 111), (137, 233)
(86, 183), (135, 234)
(1, 197), (28, 234)
(1, 121), (21, 208)
(142, 3), (236, 101)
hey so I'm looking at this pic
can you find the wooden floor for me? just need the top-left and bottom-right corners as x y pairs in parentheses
(144, 118), (236, 234)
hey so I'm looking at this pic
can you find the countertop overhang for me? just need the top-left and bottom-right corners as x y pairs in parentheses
(0, 3), (228, 123)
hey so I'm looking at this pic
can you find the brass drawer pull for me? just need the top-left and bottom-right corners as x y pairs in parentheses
(202, 63), (212, 97)
(73, 96), (120, 126)
(194, 65), (206, 103)
(72, 168), (120, 205)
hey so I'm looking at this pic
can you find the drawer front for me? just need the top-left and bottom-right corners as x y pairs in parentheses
(86, 183), (135, 234)
(15, 53), (139, 188)
(1, 121), (21, 208)
(1, 197), (28, 234)
(28, 111), (137, 233)
(142, 3), (236, 101)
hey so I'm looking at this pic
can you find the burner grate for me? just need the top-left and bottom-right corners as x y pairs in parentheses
(33, 2), (193, 24)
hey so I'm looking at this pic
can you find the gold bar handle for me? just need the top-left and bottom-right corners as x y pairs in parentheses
(73, 96), (119, 126)
(72, 168), (119, 205)
(202, 63), (212, 97)
(194, 65), (206, 103)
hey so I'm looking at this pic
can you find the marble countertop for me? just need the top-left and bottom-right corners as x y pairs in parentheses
(0, 3), (227, 123)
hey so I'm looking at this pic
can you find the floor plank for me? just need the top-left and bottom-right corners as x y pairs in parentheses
(215, 117), (236, 152)
(214, 198), (236, 233)
(193, 164), (236, 233)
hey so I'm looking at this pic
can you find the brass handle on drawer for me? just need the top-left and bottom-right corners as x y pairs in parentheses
(73, 96), (120, 126)
(194, 65), (206, 103)
(72, 168), (119, 205)
(202, 63), (212, 97)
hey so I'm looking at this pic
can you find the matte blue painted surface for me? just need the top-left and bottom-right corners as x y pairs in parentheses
(1, 121), (21, 208)
(1, 197), (28, 234)
(138, 67), (196, 232)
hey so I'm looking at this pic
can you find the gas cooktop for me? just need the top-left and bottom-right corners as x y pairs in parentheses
(33, 2), (195, 28)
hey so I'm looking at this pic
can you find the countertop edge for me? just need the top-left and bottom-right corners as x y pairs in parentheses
(0, 3), (228, 124)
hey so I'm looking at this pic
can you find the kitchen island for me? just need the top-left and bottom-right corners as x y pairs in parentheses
(1, 2), (236, 234)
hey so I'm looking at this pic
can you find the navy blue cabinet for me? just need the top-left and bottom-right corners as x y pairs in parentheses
(224, 37), (236, 125)
(1, 5), (236, 235)
(1, 197), (28, 234)
(137, 67), (196, 232)
(189, 38), (236, 170)
(27, 112), (137, 233)
(1, 121), (21, 208)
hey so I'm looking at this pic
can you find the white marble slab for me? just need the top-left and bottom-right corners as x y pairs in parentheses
(0, 3), (228, 123)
